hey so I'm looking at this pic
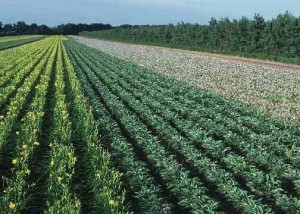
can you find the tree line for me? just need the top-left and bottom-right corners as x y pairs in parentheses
(0, 21), (112, 36)
(80, 12), (300, 62)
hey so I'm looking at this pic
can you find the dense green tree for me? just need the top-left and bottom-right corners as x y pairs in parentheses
(15, 21), (28, 34)
(80, 12), (300, 61)
(3, 24), (14, 33)
(0, 21), (112, 36)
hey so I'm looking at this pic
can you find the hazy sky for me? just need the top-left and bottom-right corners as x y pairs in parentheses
(0, 0), (299, 26)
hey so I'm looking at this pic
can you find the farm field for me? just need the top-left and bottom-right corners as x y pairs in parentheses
(65, 38), (300, 213)
(0, 35), (44, 50)
(0, 36), (124, 213)
(0, 35), (300, 213)
(73, 36), (300, 123)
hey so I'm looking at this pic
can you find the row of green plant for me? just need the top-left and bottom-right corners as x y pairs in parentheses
(73, 46), (269, 212)
(66, 40), (225, 213)
(0, 46), (45, 85)
(86, 46), (300, 211)
(92, 45), (300, 195)
(0, 37), (48, 75)
(44, 38), (80, 213)
(66, 38), (300, 212)
(0, 36), (59, 213)
(0, 36), (126, 213)
(0, 39), (54, 152)
(0, 35), (44, 50)
(90, 42), (300, 153)
(89, 40), (300, 197)
(0, 39), (52, 103)
(61, 38), (125, 213)
(71, 38), (300, 166)
(65, 41), (174, 213)
(1, 34), (298, 213)
(0, 35), (42, 43)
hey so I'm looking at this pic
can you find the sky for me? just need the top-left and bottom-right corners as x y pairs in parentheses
(0, 0), (300, 26)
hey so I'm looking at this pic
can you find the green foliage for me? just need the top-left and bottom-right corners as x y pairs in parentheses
(64, 38), (300, 213)
(0, 36), (44, 50)
(0, 36), (126, 213)
(61, 38), (125, 213)
(80, 11), (300, 64)
(1, 33), (299, 213)
(0, 37), (58, 213)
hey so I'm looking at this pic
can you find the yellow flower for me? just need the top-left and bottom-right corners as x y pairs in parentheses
(109, 200), (116, 206)
(16, 131), (20, 135)
(50, 160), (54, 167)
(26, 169), (31, 175)
(71, 157), (77, 165)
(33, 141), (40, 146)
(57, 177), (63, 183)
(9, 202), (15, 209)
(0, 115), (4, 120)
(12, 159), (17, 165)
(22, 144), (27, 149)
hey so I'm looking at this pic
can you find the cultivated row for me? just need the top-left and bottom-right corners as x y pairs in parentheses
(65, 38), (300, 213)
(0, 36), (125, 213)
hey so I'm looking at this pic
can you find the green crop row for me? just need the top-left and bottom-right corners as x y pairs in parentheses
(0, 40), (54, 151)
(69, 45), (274, 213)
(0, 35), (42, 43)
(65, 38), (300, 213)
(0, 36), (44, 51)
(1, 34), (298, 213)
(0, 38), (48, 77)
(0, 36), (126, 213)
(66, 42), (173, 213)
(43, 37), (80, 213)
(61, 39), (125, 213)
(0, 39), (53, 109)
(85, 43), (300, 200)
(0, 36), (59, 213)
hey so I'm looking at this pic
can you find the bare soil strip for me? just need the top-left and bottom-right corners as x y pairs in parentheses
(81, 37), (300, 71)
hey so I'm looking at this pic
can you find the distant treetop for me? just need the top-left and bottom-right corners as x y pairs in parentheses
(0, 21), (112, 36)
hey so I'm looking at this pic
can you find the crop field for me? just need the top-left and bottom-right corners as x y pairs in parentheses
(73, 36), (300, 124)
(0, 36), (300, 213)
(0, 35), (44, 50)
(0, 36), (124, 213)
